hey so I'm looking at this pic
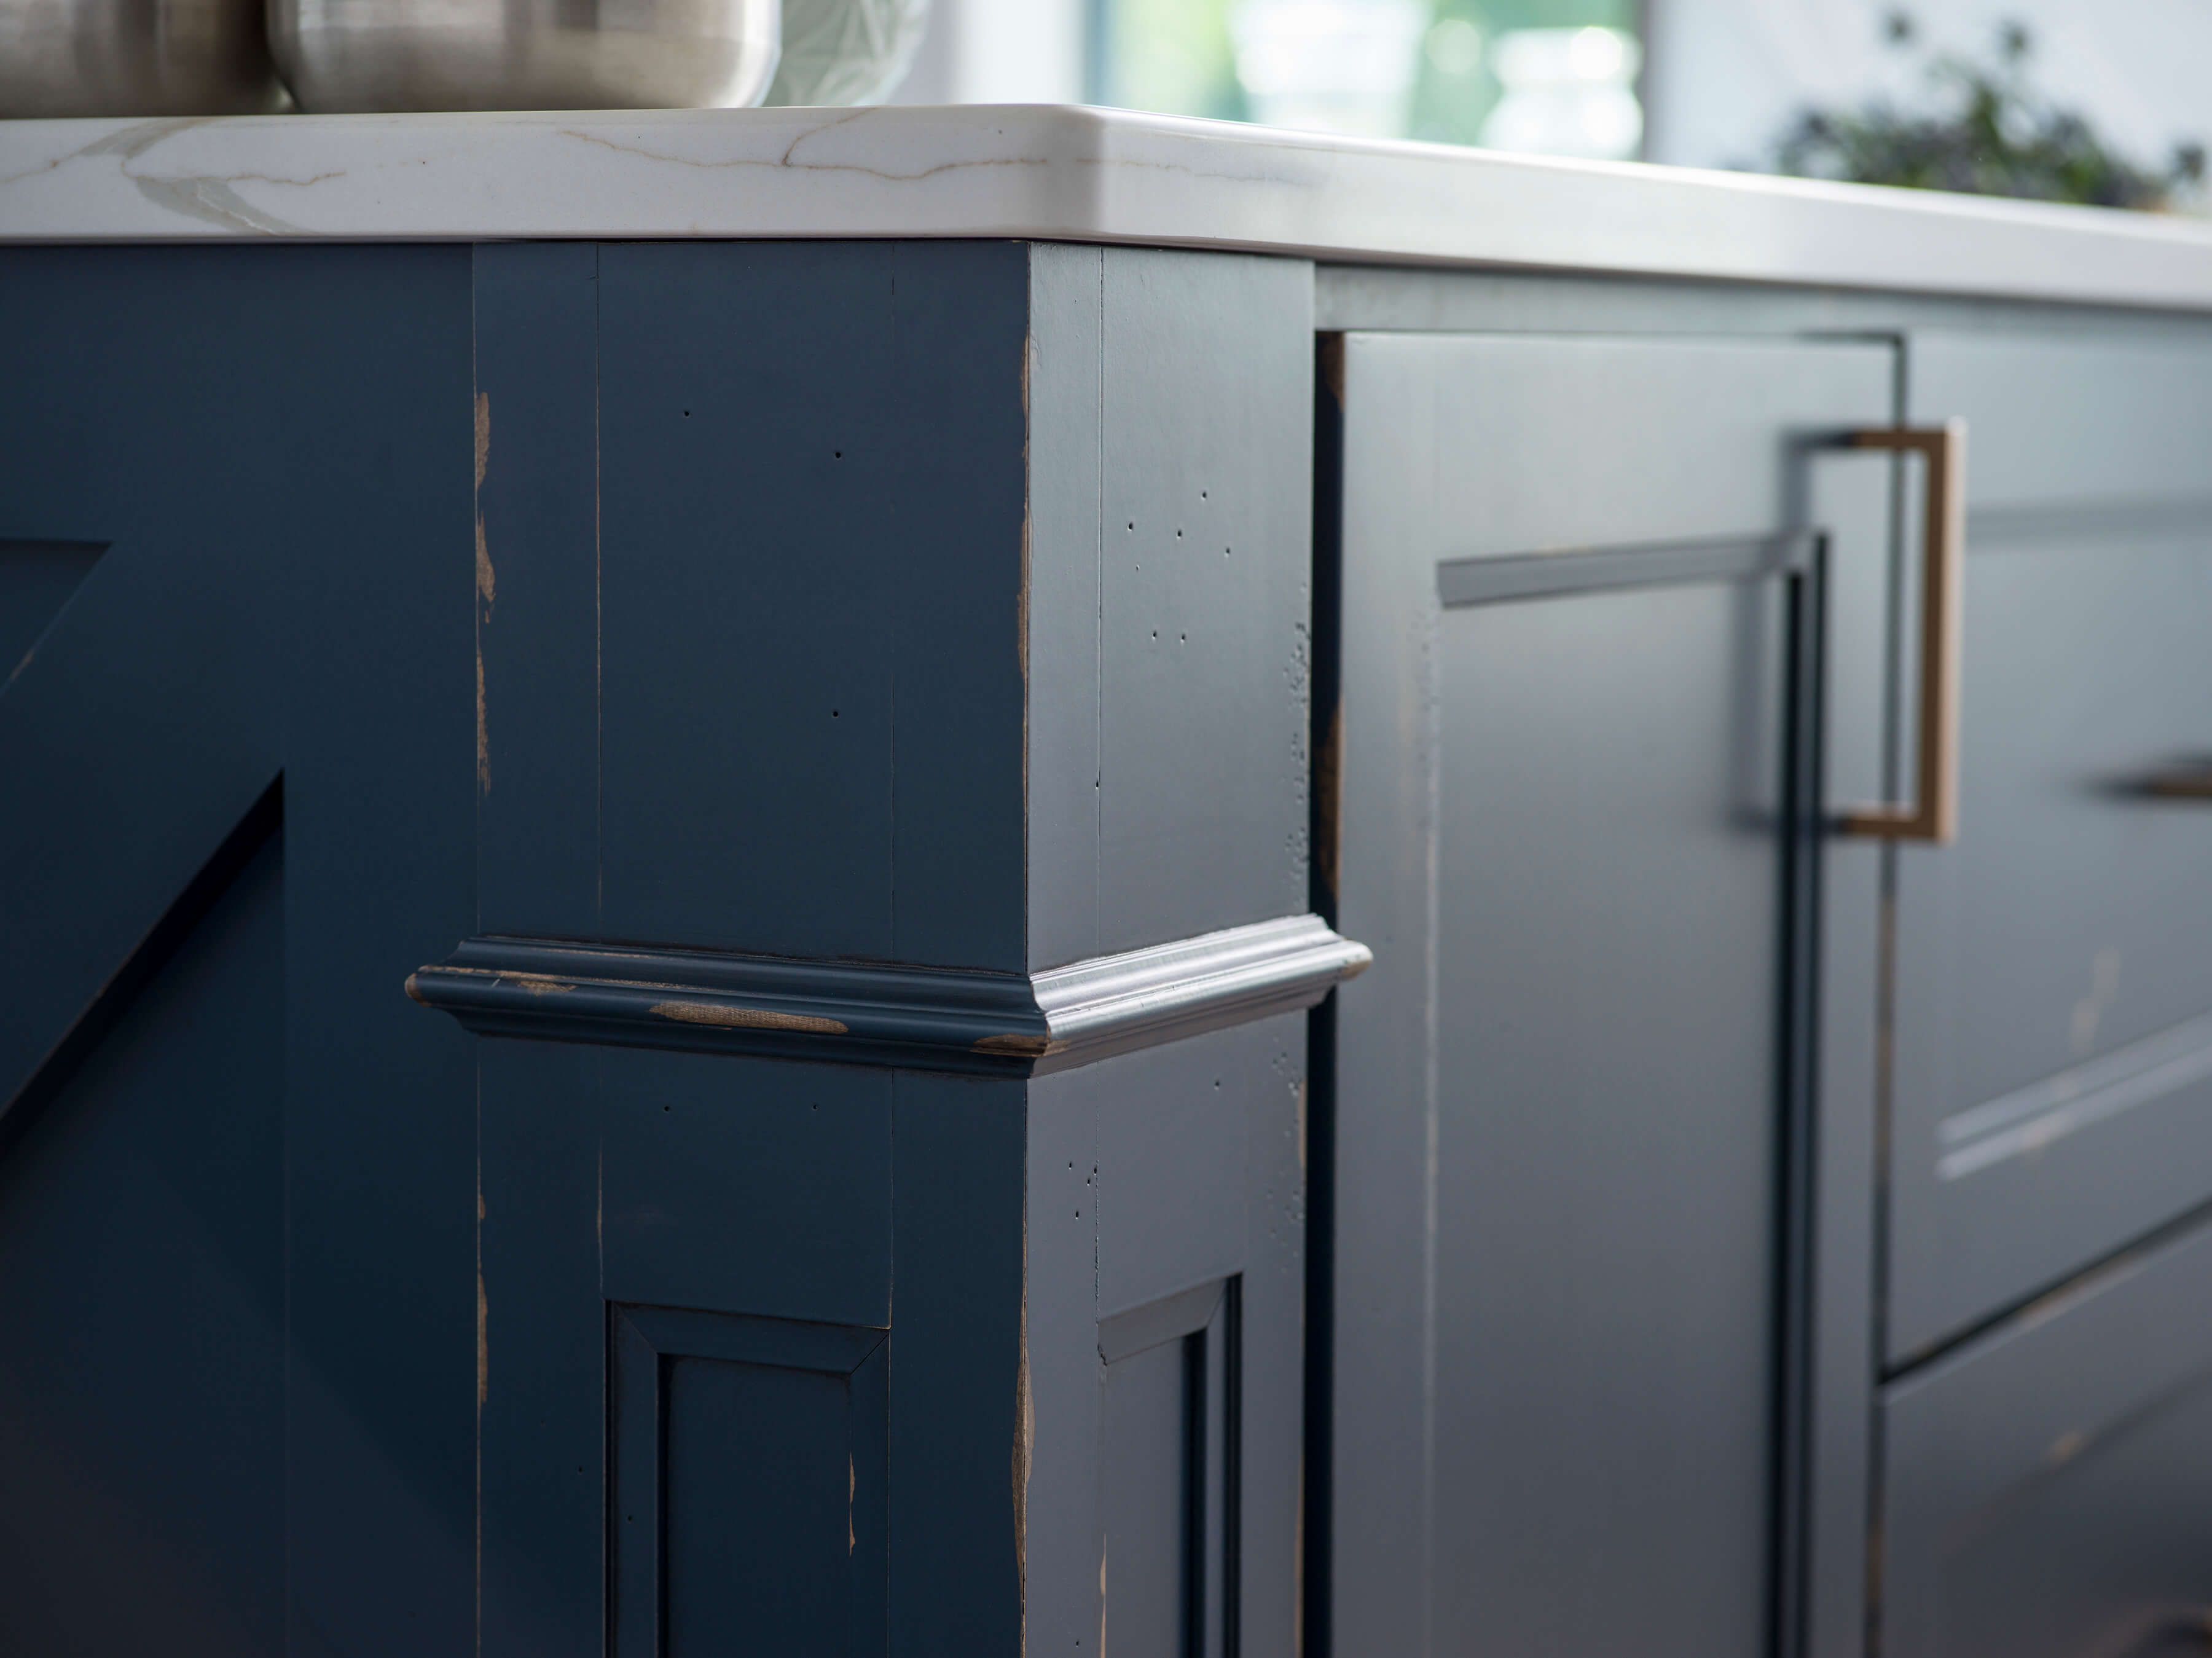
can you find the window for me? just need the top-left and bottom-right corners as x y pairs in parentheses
(1088, 0), (1643, 156)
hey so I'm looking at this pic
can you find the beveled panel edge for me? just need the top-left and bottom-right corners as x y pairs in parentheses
(1097, 1277), (1228, 1365)
(1936, 1008), (2212, 1182)
(405, 914), (1370, 1077)
(1437, 530), (1811, 608)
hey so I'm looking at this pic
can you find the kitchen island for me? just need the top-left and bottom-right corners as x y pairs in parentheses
(5, 106), (2212, 1658)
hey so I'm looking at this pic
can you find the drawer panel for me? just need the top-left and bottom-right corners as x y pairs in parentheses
(1889, 336), (2212, 1361)
(1881, 1214), (2212, 1658)
(1913, 332), (2212, 514)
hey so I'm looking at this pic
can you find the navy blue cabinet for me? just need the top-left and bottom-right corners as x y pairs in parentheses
(7, 233), (2212, 1658)
(0, 238), (1351, 1658)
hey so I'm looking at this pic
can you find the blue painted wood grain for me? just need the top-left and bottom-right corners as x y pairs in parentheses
(0, 243), (479, 1658)
(0, 833), (283, 1657)
(595, 241), (1029, 969)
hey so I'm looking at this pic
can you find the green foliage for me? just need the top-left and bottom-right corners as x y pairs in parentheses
(1098, 0), (1634, 143)
(1097, 0), (1247, 122)
(1405, 0), (1635, 147)
(1773, 14), (2205, 211)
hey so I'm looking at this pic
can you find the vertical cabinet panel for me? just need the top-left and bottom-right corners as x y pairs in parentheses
(1100, 1287), (1236, 1658)
(583, 242), (1033, 970)
(471, 241), (602, 941)
(1025, 245), (1315, 972)
(1102, 1337), (1193, 1658)
(1093, 251), (1314, 961)
(1023, 1017), (1304, 1658)
(480, 242), (1317, 1658)
(1328, 332), (1894, 1658)
(611, 1307), (888, 1658)
(1430, 573), (1789, 1658)
(480, 1045), (1015, 1658)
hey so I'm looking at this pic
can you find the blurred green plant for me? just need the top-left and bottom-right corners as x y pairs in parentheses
(1094, 0), (1635, 144)
(1405, 0), (1634, 147)
(1094, 0), (1247, 121)
(1773, 14), (2205, 211)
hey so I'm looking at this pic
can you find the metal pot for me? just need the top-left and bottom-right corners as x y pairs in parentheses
(269, 0), (779, 113)
(0, 0), (287, 116)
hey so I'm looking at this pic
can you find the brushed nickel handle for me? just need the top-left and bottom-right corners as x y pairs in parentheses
(1841, 420), (1967, 844)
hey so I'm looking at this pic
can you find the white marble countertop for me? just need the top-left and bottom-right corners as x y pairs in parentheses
(6, 103), (2212, 309)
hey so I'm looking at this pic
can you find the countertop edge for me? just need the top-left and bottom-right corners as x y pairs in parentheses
(5, 103), (2212, 310)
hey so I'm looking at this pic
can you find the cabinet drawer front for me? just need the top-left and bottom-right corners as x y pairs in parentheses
(1889, 332), (2212, 1362)
(1882, 1215), (2212, 1658)
(1911, 332), (2212, 516)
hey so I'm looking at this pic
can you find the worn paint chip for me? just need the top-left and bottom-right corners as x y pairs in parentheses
(474, 390), (493, 795)
(648, 1000), (846, 1035)
(498, 973), (575, 996)
(973, 1032), (1061, 1058)
(476, 517), (496, 611)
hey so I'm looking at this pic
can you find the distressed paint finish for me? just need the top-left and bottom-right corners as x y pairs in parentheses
(465, 240), (1318, 1658)
(25, 227), (2212, 1658)
(1024, 245), (1315, 970)
(1017, 244), (1316, 1658)
(409, 915), (1363, 1074)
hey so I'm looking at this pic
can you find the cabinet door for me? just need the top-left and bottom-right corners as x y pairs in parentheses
(0, 245), (476, 1658)
(1324, 334), (1893, 1658)
(1883, 1212), (2212, 1658)
(1888, 333), (2212, 1365)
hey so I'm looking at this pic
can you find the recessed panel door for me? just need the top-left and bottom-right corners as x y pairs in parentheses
(1325, 332), (1894, 1658)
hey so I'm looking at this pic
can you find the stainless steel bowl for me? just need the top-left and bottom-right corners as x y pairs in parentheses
(0, 0), (288, 115)
(270, 0), (779, 112)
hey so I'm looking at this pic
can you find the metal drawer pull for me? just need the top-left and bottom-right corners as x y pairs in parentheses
(1840, 420), (1967, 844)
(2143, 761), (2212, 800)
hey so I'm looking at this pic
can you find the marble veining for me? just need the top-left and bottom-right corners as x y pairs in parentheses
(4, 103), (2212, 310)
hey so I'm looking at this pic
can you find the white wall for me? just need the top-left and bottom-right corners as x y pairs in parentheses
(1644, 0), (2212, 176)
(888, 0), (1089, 104)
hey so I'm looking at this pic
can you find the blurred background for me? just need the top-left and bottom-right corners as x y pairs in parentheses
(885, 0), (2211, 206)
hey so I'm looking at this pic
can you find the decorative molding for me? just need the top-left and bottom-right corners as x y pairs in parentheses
(406, 914), (1370, 1077)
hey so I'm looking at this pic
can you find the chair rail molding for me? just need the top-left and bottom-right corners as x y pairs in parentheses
(406, 914), (1370, 1076)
